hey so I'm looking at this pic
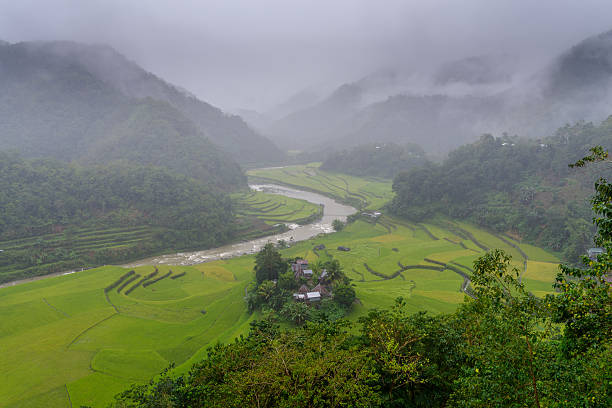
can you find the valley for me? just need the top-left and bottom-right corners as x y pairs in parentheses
(0, 166), (562, 407)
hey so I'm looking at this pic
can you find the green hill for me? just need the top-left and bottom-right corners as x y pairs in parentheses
(19, 41), (284, 165)
(0, 154), (235, 283)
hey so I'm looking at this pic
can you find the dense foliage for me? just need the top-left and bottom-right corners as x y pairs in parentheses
(247, 244), (355, 324)
(112, 150), (610, 407)
(0, 154), (235, 282)
(320, 142), (428, 179)
(390, 119), (612, 261)
(0, 41), (246, 189)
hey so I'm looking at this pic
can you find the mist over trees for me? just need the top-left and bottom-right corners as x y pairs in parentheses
(0, 40), (279, 185)
(261, 29), (612, 157)
(320, 142), (427, 179)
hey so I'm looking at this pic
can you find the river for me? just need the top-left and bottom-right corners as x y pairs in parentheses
(122, 184), (357, 267)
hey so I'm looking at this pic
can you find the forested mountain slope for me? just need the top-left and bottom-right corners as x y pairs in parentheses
(0, 153), (235, 282)
(390, 119), (612, 261)
(0, 41), (273, 187)
(20, 41), (284, 164)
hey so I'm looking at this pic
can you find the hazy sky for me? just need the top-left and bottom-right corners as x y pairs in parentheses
(2, 0), (612, 111)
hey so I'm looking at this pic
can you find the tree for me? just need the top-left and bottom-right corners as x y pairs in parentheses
(450, 250), (547, 407)
(280, 301), (311, 326)
(254, 243), (285, 284)
(257, 280), (277, 303)
(359, 298), (425, 405)
(322, 259), (348, 286)
(333, 284), (356, 307)
(552, 146), (612, 354)
(332, 219), (345, 231)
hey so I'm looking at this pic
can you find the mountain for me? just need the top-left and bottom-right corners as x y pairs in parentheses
(26, 41), (283, 165)
(0, 41), (247, 188)
(0, 41), (281, 179)
(266, 29), (612, 155)
(263, 62), (515, 153)
(434, 54), (517, 86)
(266, 83), (364, 150)
(267, 88), (323, 120)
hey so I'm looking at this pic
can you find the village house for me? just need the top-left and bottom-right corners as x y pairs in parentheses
(291, 259), (309, 278)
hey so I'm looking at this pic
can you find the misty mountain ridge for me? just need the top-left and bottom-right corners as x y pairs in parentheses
(261, 28), (612, 154)
(13, 40), (283, 165)
(0, 40), (247, 188)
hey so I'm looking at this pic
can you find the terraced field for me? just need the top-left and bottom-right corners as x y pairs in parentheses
(232, 190), (322, 225)
(0, 166), (563, 407)
(0, 258), (259, 407)
(279, 215), (560, 315)
(0, 191), (321, 285)
(248, 163), (393, 209)
(0, 226), (164, 284)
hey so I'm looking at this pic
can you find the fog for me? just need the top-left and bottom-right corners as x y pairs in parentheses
(2, 0), (612, 111)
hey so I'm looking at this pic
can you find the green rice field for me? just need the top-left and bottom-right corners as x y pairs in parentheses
(248, 163), (394, 209)
(0, 165), (563, 407)
(0, 259), (259, 407)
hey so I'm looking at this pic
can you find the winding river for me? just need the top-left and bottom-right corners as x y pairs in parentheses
(122, 184), (357, 267)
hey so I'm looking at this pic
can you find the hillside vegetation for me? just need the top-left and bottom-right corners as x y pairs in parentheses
(320, 142), (427, 179)
(0, 40), (255, 188)
(0, 154), (235, 283)
(391, 119), (612, 261)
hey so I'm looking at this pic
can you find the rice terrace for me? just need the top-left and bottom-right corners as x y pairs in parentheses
(0, 164), (562, 407)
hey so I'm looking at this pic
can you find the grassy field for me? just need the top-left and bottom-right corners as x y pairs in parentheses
(248, 163), (394, 210)
(0, 165), (563, 407)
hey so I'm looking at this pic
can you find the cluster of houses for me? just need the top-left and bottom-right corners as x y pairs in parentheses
(290, 259), (331, 303)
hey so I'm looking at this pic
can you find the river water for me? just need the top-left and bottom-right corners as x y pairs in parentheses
(121, 184), (356, 267)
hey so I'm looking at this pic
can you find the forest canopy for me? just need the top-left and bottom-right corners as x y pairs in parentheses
(320, 142), (427, 179)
